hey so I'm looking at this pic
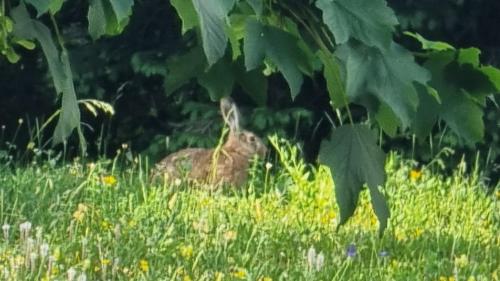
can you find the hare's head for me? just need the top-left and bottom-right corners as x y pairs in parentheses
(220, 97), (267, 158)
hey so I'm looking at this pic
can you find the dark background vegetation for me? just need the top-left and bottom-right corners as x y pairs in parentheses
(0, 0), (498, 184)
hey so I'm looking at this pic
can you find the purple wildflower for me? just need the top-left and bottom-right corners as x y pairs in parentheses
(346, 244), (357, 258)
(379, 250), (389, 257)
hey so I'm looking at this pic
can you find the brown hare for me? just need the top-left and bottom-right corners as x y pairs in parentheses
(151, 97), (267, 187)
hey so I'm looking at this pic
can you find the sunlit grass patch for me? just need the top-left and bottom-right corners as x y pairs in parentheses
(0, 151), (498, 280)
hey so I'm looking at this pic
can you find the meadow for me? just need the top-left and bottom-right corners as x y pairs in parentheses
(0, 143), (498, 281)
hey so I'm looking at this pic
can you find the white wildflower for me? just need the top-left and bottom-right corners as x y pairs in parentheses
(67, 267), (77, 281)
(307, 246), (316, 269)
(19, 221), (32, 239)
(2, 224), (10, 240)
(316, 252), (325, 271)
(77, 272), (87, 281)
(40, 243), (49, 258)
(29, 253), (38, 272)
(174, 178), (182, 186)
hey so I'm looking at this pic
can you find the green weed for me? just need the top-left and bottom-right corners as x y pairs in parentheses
(0, 148), (498, 280)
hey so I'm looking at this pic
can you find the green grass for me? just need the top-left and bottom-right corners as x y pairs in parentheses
(0, 149), (498, 281)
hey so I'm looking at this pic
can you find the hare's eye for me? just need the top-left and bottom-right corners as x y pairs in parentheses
(248, 135), (256, 142)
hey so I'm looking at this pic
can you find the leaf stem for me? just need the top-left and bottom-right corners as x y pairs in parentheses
(279, 3), (355, 125)
(49, 12), (65, 51)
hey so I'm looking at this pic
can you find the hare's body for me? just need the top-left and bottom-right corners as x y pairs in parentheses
(152, 98), (266, 187)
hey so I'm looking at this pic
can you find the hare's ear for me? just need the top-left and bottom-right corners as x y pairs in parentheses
(220, 97), (241, 133)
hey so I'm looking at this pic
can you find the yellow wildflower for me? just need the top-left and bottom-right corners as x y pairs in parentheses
(255, 201), (263, 222)
(139, 259), (149, 272)
(168, 193), (178, 210)
(128, 220), (137, 228)
(183, 275), (192, 281)
(320, 210), (336, 225)
(101, 220), (111, 230)
(101, 258), (111, 266)
(102, 175), (117, 186)
(180, 245), (193, 259)
(259, 277), (273, 281)
(414, 228), (424, 237)
(395, 229), (407, 242)
(83, 259), (91, 269)
(454, 254), (468, 268)
(53, 247), (61, 261)
(224, 230), (237, 241)
(73, 210), (84, 222)
(231, 268), (246, 279)
(215, 272), (224, 281)
(27, 142), (35, 150)
(410, 169), (422, 181)
(14, 255), (24, 266)
(73, 203), (88, 222)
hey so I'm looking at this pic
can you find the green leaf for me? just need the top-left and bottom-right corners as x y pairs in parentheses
(375, 102), (400, 137)
(14, 38), (36, 50)
(109, 0), (134, 23)
(445, 61), (497, 100)
(441, 89), (484, 144)
(319, 124), (389, 235)
(234, 61), (268, 105)
(5, 47), (20, 63)
(404, 32), (455, 51)
(49, 0), (65, 14)
(88, 0), (129, 40)
(12, 3), (65, 92)
(458, 47), (481, 66)
(25, 0), (51, 16)
(277, 16), (317, 76)
(4, 17), (14, 32)
(423, 50), (485, 144)
(336, 42), (430, 127)
(102, 0), (122, 35)
(53, 51), (81, 145)
(481, 66), (500, 91)
(87, 0), (107, 40)
(244, 19), (304, 99)
(317, 49), (346, 108)
(11, 3), (81, 146)
(171, 0), (199, 34)
(226, 14), (248, 60)
(130, 51), (168, 77)
(316, 0), (398, 48)
(246, 0), (262, 16)
(198, 58), (235, 101)
(192, 0), (235, 65)
(412, 83), (440, 139)
(164, 46), (207, 95)
(24, 0), (65, 16)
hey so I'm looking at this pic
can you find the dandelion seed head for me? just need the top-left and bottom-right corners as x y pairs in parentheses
(265, 162), (273, 170)
(20, 221), (32, 232)
(76, 272), (87, 281)
(307, 246), (316, 268)
(316, 252), (325, 271)
(67, 267), (77, 281)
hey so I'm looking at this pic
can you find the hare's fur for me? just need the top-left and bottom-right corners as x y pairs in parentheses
(152, 98), (266, 187)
